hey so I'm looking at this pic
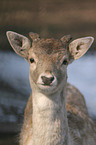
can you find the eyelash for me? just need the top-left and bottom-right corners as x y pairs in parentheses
(30, 58), (35, 63)
(62, 59), (68, 65)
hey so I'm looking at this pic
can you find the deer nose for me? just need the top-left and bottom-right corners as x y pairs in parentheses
(41, 76), (55, 85)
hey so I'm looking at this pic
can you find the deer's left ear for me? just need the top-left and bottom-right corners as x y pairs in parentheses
(69, 37), (94, 60)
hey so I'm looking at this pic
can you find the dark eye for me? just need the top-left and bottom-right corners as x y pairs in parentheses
(62, 59), (68, 65)
(30, 58), (35, 63)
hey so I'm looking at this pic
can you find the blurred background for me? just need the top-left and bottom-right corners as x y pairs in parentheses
(0, 0), (96, 144)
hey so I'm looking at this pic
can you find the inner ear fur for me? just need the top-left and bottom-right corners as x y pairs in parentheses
(6, 31), (31, 59)
(69, 36), (94, 60)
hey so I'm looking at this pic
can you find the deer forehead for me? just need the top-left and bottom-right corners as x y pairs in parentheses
(28, 38), (68, 62)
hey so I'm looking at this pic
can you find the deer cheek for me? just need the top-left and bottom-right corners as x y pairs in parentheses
(30, 69), (40, 85)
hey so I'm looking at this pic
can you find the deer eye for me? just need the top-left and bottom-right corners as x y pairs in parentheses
(30, 58), (35, 63)
(62, 59), (68, 65)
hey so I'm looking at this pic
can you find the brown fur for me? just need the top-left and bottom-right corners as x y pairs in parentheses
(6, 31), (96, 145)
(20, 83), (96, 145)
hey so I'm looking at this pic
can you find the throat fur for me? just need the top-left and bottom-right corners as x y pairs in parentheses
(31, 89), (69, 145)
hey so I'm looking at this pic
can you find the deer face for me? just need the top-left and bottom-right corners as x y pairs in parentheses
(6, 31), (94, 94)
(28, 38), (69, 93)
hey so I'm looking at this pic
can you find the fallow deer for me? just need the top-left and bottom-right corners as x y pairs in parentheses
(6, 31), (96, 145)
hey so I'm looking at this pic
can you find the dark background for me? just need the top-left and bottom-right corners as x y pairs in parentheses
(0, 0), (96, 144)
(0, 0), (96, 52)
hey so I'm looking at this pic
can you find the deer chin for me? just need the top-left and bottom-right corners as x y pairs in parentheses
(37, 83), (57, 92)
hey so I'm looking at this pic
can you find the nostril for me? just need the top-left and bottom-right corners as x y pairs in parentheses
(50, 76), (54, 82)
(41, 76), (54, 85)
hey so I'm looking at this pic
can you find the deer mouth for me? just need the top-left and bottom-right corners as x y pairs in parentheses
(38, 83), (54, 87)
(37, 73), (57, 90)
(41, 83), (53, 86)
(37, 83), (57, 91)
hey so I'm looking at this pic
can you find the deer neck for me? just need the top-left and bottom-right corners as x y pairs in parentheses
(31, 84), (71, 145)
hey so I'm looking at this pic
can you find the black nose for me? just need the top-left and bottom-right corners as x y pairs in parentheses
(41, 76), (54, 85)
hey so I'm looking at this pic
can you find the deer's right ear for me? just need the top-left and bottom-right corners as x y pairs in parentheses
(6, 31), (31, 59)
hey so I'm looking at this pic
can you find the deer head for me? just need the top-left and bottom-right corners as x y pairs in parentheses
(6, 31), (94, 95)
